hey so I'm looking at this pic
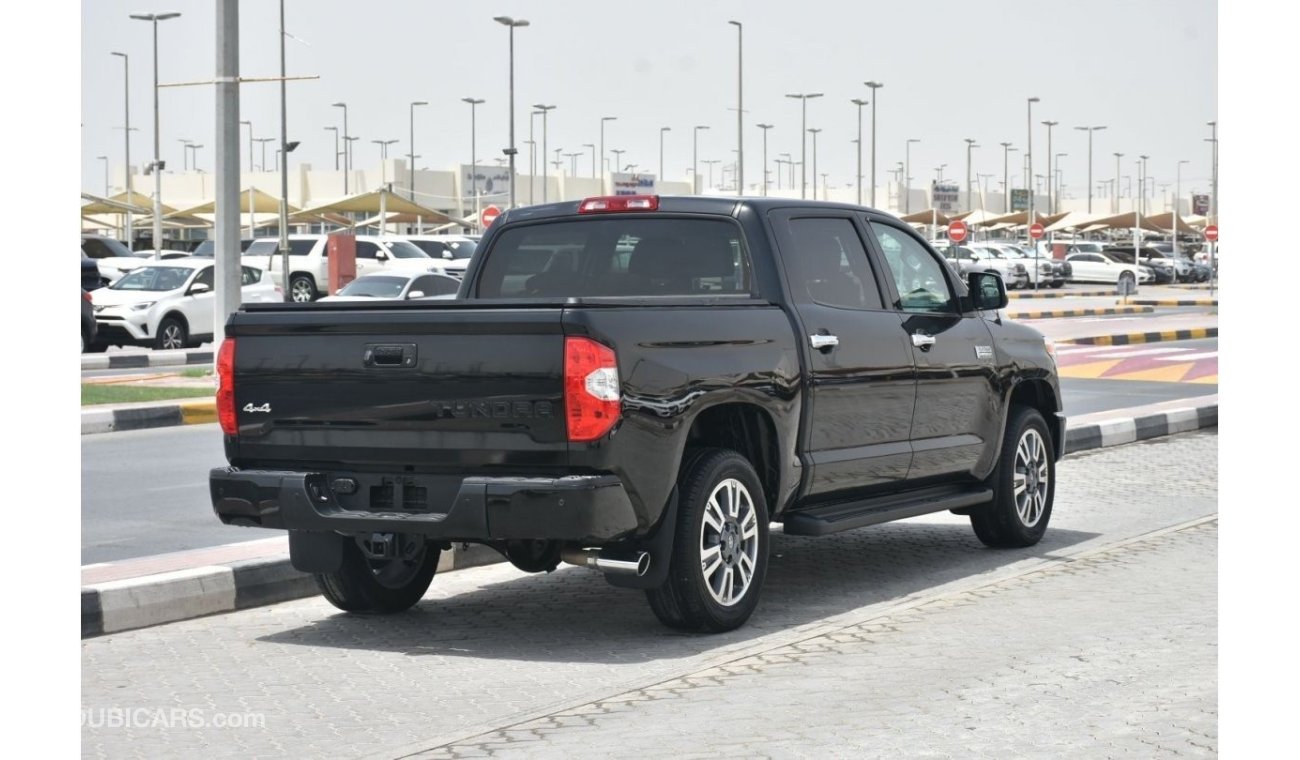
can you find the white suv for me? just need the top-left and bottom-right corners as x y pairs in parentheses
(404, 235), (480, 279)
(244, 234), (444, 302)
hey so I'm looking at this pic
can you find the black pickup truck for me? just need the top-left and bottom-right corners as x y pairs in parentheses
(211, 195), (1064, 632)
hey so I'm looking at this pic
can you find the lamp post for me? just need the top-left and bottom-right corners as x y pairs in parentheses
(254, 137), (274, 171)
(1206, 120), (1217, 222)
(188, 143), (203, 172)
(1113, 152), (1124, 213)
(331, 102), (349, 193)
(533, 104), (555, 203)
(583, 143), (596, 180)
(1139, 154), (1150, 216)
(277, 0), (290, 276)
(565, 152), (582, 176)
(599, 115), (617, 185)
(463, 98), (484, 227)
(1055, 152), (1069, 213)
(702, 159), (720, 190)
(323, 126), (338, 170)
(692, 125), (710, 194)
(97, 156), (110, 197)
(964, 138), (979, 211)
(935, 164), (947, 181)
(728, 20), (744, 195)
(778, 152), (792, 190)
(528, 110), (539, 202)
(178, 138), (192, 170)
(110, 51), (134, 243)
(807, 128), (822, 200)
(864, 81), (882, 206)
(129, 10), (182, 252)
(408, 101), (427, 201)
(850, 98), (868, 204)
(1073, 125), (1107, 213)
(611, 149), (625, 177)
(493, 15), (529, 208)
(1000, 142), (1014, 212)
(1174, 158), (1189, 258)
(659, 127), (671, 183)
(1041, 119), (1058, 216)
(756, 123), (772, 196)
(905, 138), (920, 213)
(1026, 97), (1039, 227)
(785, 92), (822, 199)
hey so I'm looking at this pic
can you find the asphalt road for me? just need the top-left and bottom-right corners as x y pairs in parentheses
(80, 338), (1218, 565)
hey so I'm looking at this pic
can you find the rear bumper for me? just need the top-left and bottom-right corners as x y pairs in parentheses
(209, 467), (639, 543)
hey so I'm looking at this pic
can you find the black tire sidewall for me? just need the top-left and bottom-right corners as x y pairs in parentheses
(154, 317), (186, 351)
(315, 536), (440, 614)
(669, 449), (770, 632)
(290, 275), (317, 302)
(980, 407), (1055, 547)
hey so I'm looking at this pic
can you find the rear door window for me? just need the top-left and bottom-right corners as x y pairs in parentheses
(476, 218), (750, 298)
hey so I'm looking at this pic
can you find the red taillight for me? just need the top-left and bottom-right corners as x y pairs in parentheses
(577, 195), (659, 214)
(82, 291), (92, 303)
(564, 336), (620, 442)
(217, 338), (237, 435)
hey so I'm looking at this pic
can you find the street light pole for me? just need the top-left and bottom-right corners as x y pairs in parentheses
(254, 137), (273, 172)
(533, 104), (555, 203)
(583, 143), (596, 180)
(1074, 125), (1107, 213)
(611, 149), (625, 177)
(905, 138), (919, 213)
(1000, 142), (1013, 213)
(1174, 158), (1189, 259)
(1055, 152), (1069, 213)
(323, 126), (338, 170)
(785, 92), (822, 199)
(1139, 154), (1150, 216)
(97, 156), (110, 197)
(1027, 97), (1039, 228)
(728, 20), (743, 195)
(1041, 119), (1058, 215)
(241, 120), (253, 172)
(807, 128), (822, 200)
(851, 98), (867, 205)
(277, 0), (291, 290)
(110, 52), (134, 243)
(692, 125), (709, 194)
(129, 10), (182, 251)
(659, 127), (671, 183)
(600, 116), (617, 186)
(493, 15), (530, 208)
(756, 123), (772, 196)
(864, 81), (882, 206)
(461, 98), (484, 226)
(529, 110), (538, 202)
(332, 102), (349, 193)
(1113, 152), (1124, 213)
(1206, 120), (1217, 222)
(408, 101), (427, 201)
(964, 138), (979, 211)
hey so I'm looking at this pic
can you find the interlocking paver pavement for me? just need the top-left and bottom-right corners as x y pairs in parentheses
(82, 431), (1216, 759)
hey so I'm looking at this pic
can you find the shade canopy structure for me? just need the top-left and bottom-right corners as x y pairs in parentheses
(353, 210), (472, 229)
(292, 188), (459, 225)
(1141, 211), (1195, 234)
(81, 190), (175, 217)
(953, 209), (1006, 227)
(167, 187), (298, 218)
(1044, 211), (1112, 233)
(897, 208), (953, 225)
(1070, 211), (1169, 233)
(960, 209), (1054, 229)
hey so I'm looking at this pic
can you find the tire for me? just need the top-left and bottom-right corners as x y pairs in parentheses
(289, 274), (317, 302)
(315, 533), (440, 613)
(970, 405), (1055, 548)
(504, 539), (561, 573)
(1049, 280), (1064, 289)
(646, 448), (770, 633)
(85, 340), (108, 353)
(153, 316), (187, 351)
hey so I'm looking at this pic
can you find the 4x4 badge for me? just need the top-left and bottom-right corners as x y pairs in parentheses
(243, 403), (271, 413)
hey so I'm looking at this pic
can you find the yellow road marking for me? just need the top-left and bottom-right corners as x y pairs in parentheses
(1109, 362), (1197, 383)
(179, 400), (217, 425)
(1057, 359), (1124, 379)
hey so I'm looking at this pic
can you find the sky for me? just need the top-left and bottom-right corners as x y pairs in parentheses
(80, 0), (1217, 204)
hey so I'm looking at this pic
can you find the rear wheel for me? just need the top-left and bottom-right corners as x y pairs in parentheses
(646, 448), (769, 633)
(315, 533), (440, 613)
(153, 316), (187, 351)
(289, 274), (318, 302)
(970, 406), (1055, 548)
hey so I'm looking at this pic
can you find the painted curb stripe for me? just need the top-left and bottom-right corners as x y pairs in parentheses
(1130, 299), (1218, 307)
(179, 400), (218, 426)
(82, 400), (216, 435)
(82, 350), (214, 372)
(1008, 289), (1114, 300)
(81, 401), (1218, 638)
(1063, 327), (1218, 346)
(1010, 306), (1154, 319)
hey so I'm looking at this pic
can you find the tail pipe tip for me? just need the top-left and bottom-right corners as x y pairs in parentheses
(561, 548), (650, 577)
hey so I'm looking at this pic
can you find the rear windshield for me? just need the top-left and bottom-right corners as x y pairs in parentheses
(477, 218), (750, 298)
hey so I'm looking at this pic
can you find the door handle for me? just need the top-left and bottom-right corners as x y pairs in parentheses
(911, 333), (936, 350)
(809, 334), (839, 351)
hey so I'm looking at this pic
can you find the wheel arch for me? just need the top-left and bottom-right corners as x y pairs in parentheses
(1006, 378), (1061, 458)
(683, 401), (782, 517)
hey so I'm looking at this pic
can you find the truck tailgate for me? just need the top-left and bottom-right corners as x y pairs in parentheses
(227, 305), (567, 470)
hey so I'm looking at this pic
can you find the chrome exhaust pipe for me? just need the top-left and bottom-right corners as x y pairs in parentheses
(561, 548), (650, 577)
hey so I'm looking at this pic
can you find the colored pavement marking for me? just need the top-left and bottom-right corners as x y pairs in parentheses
(1107, 362), (1198, 383)
(1057, 359), (1124, 378)
(1056, 343), (1217, 384)
(1157, 351), (1218, 361)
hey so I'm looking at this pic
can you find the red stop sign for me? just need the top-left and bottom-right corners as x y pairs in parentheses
(1204, 225), (1219, 242)
(948, 220), (968, 243)
(481, 205), (502, 227)
(1028, 223), (1045, 240)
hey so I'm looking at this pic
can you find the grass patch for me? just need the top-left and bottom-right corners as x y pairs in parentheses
(82, 384), (214, 406)
(179, 367), (212, 378)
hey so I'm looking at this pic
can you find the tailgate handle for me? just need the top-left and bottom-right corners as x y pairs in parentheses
(364, 343), (417, 368)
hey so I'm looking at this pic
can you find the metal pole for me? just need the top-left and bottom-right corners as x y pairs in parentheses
(693, 125), (708, 194)
(660, 127), (670, 182)
(865, 81), (882, 207)
(409, 101), (426, 201)
(807, 128), (820, 200)
(111, 52), (134, 244)
(1027, 97), (1038, 232)
(1114, 152), (1123, 213)
(214, 0), (240, 348)
(905, 138), (919, 213)
(600, 116), (616, 187)
(278, 0), (291, 300)
(756, 124), (772, 196)
(1001, 142), (1012, 213)
(1207, 121), (1217, 221)
(1041, 120), (1057, 216)
(729, 20), (743, 195)
(851, 99), (866, 204)
(964, 138), (977, 212)
(529, 111), (537, 203)
(533, 105), (555, 203)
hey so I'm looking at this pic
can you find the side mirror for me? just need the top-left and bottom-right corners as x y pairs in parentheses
(406, 290), (425, 300)
(966, 271), (1007, 311)
(376, 250), (389, 261)
(189, 282), (212, 295)
(443, 251), (453, 260)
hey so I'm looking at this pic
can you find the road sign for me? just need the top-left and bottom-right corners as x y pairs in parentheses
(1204, 225), (1218, 242)
(948, 219), (968, 243)
(481, 205), (502, 227)
(1029, 223), (1045, 240)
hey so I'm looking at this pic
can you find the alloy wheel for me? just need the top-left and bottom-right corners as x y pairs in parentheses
(1013, 429), (1050, 527)
(699, 478), (759, 607)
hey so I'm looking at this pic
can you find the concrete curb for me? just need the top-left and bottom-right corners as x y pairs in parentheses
(1009, 306), (1154, 320)
(80, 399), (1217, 638)
(82, 349), (213, 372)
(82, 399), (215, 435)
(1008, 289), (1115, 300)
(1129, 298), (1218, 307)
(1062, 326), (1218, 346)
(81, 543), (502, 638)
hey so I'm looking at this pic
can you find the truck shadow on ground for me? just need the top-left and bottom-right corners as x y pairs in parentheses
(259, 519), (1099, 664)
